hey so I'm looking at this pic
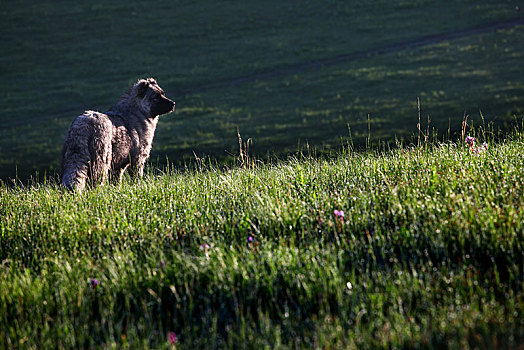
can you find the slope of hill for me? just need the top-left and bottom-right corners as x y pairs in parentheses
(1, 130), (522, 348)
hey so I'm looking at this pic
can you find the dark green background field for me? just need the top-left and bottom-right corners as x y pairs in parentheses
(1, 0), (523, 180)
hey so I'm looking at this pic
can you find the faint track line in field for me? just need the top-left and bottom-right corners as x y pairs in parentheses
(178, 17), (524, 97)
(3, 17), (523, 129)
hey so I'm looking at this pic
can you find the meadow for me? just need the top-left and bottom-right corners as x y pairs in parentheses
(1, 1), (523, 180)
(1, 127), (523, 348)
(1, 1), (523, 348)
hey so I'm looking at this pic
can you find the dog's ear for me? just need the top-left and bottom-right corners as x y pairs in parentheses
(146, 77), (158, 86)
(135, 80), (149, 98)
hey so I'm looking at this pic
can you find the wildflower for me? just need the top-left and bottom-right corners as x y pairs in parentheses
(473, 142), (489, 155)
(334, 209), (345, 220)
(168, 332), (177, 345)
(89, 278), (100, 290)
(346, 282), (353, 290)
(247, 235), (259, 251)
(199, 243), (211, 258)
(160, 260), (166, 268)
(465, 136), (488, 155)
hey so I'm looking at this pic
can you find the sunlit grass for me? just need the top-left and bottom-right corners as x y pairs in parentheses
(1, 128), (523, 348)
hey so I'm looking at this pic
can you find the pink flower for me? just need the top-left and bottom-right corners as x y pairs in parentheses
(334, 209), (344, 220)
(168, 332), (177, 345)
(472, 142), (489, 155)
(199, 243), (211, 257)
(246, 235), (259, 250)
(465, 136), (475, 145)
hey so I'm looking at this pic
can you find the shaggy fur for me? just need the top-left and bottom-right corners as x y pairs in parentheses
(60, 78), (175, 192)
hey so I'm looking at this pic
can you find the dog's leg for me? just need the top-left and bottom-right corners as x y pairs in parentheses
(128, 162), (145, 179)
(116, 165), (129, 183)
(62, 162), (88, 192)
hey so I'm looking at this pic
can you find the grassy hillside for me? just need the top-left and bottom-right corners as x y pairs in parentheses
(1, 129), (522, 348)
(0, 1), (523, 180)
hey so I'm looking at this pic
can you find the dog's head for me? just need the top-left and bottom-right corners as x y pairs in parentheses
(134, 78), (175, 118)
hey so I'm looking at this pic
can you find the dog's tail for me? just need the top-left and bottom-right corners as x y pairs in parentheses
(59, 112), (112, 192)
(60, 143), (90, 192)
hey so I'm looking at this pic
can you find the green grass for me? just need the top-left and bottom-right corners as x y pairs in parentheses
(0, 1), (523, 180)
(1, 127), (523, 348)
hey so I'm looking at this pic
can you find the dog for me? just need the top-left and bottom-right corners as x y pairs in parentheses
(60, 78), (175, 192)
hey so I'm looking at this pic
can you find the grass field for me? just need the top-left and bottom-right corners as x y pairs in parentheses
(1, 2), (523, 347)
(0, 1), (523, 180)
(1, 126), (523, 348)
